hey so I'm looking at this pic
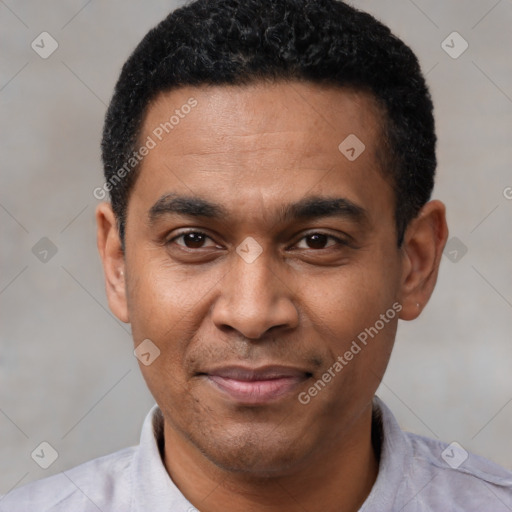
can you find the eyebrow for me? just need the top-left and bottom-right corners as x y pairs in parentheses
(148, 193), (369, 226)
(148, 193), (228, 222)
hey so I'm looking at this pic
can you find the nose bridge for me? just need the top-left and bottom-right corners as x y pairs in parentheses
(212, 248), (298, 339)
(227, 249), (279, 313)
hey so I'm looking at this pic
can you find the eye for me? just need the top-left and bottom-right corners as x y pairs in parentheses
(169, 231), (218, 249)
(294, 232), (348, 250)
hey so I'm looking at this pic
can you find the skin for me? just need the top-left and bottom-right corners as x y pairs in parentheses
(96, 81), (448, 512)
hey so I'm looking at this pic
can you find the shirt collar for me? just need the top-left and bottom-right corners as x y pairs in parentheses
(359, 395), (412, 511)
(130, 404), (194, 512)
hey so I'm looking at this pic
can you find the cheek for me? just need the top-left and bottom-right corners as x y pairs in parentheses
(125, 252), (226, 392)
(126, 252), (209, 338)
(298, 250), (400, 382)
(304, 258), (399, 328)
(308, 286), (398, 410)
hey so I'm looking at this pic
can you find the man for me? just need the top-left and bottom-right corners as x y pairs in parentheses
(2, 0), (511, 510)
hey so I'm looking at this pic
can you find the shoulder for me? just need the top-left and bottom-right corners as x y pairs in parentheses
(0, 446), (136, 512)
(403, 431), (512, 511)
(368, 397), (512, 511)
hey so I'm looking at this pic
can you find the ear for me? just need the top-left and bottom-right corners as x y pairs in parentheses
(398, 199), (449, 320)
(95, 202), (129, 323)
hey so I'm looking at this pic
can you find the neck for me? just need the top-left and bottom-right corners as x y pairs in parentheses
(162, 402), (379, 512)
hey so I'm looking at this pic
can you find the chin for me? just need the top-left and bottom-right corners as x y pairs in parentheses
(187, 422), (312, 477)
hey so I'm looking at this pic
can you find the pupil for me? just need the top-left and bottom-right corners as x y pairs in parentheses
(185, 233), (204, 248)
(308, 234), (327, 249)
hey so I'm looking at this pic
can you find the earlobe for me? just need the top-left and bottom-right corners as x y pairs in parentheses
(95, 203), (130, 323)
(398, 200), (449, 321)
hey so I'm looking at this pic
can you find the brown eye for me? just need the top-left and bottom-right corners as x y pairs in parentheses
(170, 231), (217, 249)
(295, 233), (346, 250)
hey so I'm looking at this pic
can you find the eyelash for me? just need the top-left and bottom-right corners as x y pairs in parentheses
(167, 230), (350, 250)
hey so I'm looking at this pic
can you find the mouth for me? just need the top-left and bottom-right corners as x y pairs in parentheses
(200, 365), (312, 405)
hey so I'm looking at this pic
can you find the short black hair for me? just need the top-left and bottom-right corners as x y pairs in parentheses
(101, 0), (436, 247)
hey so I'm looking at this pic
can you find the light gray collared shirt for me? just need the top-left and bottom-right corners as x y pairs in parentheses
(2, 396), (511, 511)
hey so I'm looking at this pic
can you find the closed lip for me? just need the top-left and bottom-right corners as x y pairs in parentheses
(201, 365), (312, 380)
(200, 365), (312, 404)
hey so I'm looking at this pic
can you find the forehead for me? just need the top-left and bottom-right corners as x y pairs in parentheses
(141, 81), (385, 156)
(130, 81), (393, 226)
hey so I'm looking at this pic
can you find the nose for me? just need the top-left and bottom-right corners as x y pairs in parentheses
(211, 249), (299, 339)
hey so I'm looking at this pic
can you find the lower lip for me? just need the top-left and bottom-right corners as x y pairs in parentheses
(206, 375), (306, 404)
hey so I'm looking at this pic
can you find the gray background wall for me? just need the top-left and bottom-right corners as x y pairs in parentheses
(1, 0), (511, 495)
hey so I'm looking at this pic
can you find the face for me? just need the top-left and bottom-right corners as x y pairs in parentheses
(97, 81), (446, 477)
